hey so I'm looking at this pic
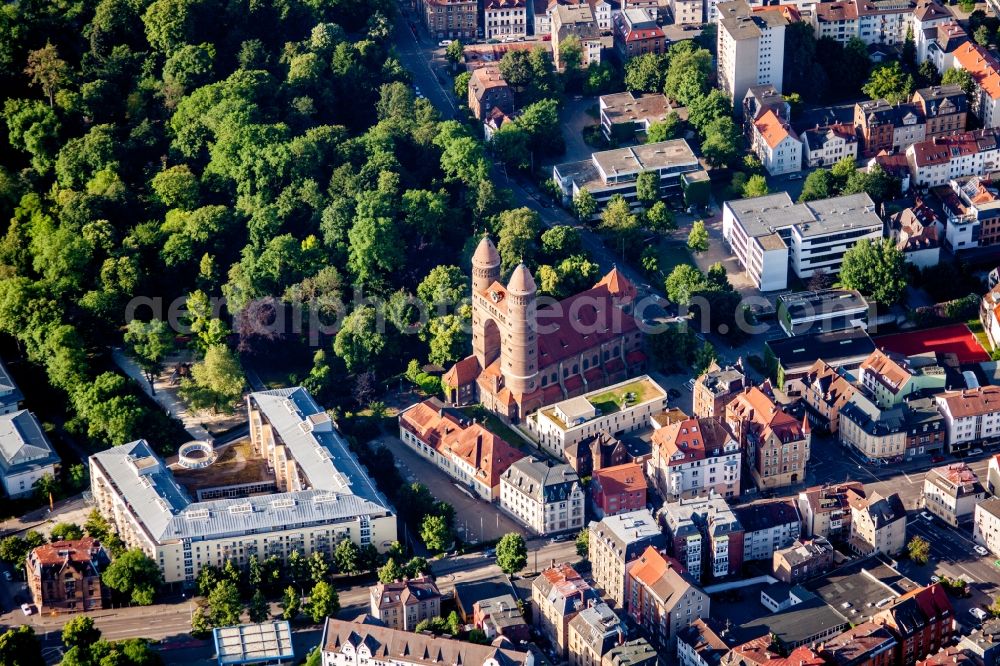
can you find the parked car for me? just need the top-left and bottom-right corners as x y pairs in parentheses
(438, 39), (453, 47)
(921, 511), (933, 521)
(971, 608), (989, 622)
(930, 575), (941, 583)
(971, 448), (985, 456)
(975, 545), (990, 557)
(931, 455), (945, 463)
(483, 548), (495, 558)
(552, 533), (572, 543)
(20, 603), (32, 616)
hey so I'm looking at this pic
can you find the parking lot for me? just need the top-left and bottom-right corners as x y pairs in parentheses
(375, 435), (524, 545)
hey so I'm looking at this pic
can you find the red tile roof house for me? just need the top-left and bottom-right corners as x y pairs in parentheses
(398, 397), (525, 501)
(591, 462), (647, 518)
(874, 584), (954, 666)
(27, 537), (109, 613)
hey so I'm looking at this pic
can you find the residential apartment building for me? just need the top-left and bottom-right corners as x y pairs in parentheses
(678, 618), (734, 666)
(26, 538), (108, 614)
(801, 361), (858, 434)
(743, 85), (790, 140)
(733, 499), (802, 562)
(553, 140), (706, 215)
(873, 584), (953, 666)
(820, 622), (898, 666)
(950, 42), (1000, 129)
(671, 0), (703, 24)
(854, 100), (926, 158)
(625, 546), (710, 651)
(613, 9), (666, 61)
(398, 397), (525, 501)
(889, 201), (945, 268)
(566, 433), (632, 479)
(0, 409), (61, 498)
(528, 376), (667, 457)
(589, 509), (667, 607)
(552, 3), (604, 69)
(474, 593), (530, 643)
(368, 576), (442, 631)
(913, 84), (968, 140)
(973, 497), (1000, 556)
(912, 1), (955, 62)
(849, 491), (907, 555)
(903, 397), (947, 458)
(840, 391), (907, 461)
(500, 457), (585, 535)
(798, 482), (865, 541)
(905, 129), (1000, 188)
(693, 363), (746, 419)
(812, 0), (920, 45)
(604, 640), (658, 666)
(467, 66), (514, 123)
(859, 349), (946, 409)
(599, 92), (670, 143)
(421, 0), (477, 40)
(568, 602), (627, 666)
(982, 284), (1000, 351)
(661, 494), (744, 582)
(648, 417), (741, 501)
(751, 109), (803, 176)
(938, 176), (1000, 252)
(484, 0), (527, 40)
(923, 462), (985, 526)
(726, 386), (811, 489)
(533, 563), (600, 657)
(935, 386), (1000, 452)
(721, 193), (884, 292)
(320, 616), (531, 666)
(772, 538), (835, 584)
(802, 124), (859, 168)
(90, 388), (397, 585)
(717, 0), (787, 105)
(0, 358), (23, 415)
(592, 463), (647, 518)
(812, 1), (860, 43)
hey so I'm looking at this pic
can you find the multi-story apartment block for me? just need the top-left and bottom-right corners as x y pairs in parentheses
(398, 397), (525, 501)
(855, 100), (926, 158)
(733, 499), (801, 562)
(484, 0), (527, 40)
(798, 482), (865, 541)
(938, 176), (1000, 252)
(989, 453), (1000, 495)
(693, 363), (746, 420)
(528, 375), (667, 457)
(923, 462), (985, 526)
(589, 509), (667, 607)
(0, 409), (61, 498)
(599, 92), (671, 143)
(613, 9), (666, 61)
(849, 491), (907, 555)
(552, 3), (604, 69)
(912, 0), (955, 61)
(743, 85), (790, 140)
(369, 576), (442, 631)
(420, 0), (477, 40)
(801, 361), (858, 434)
(889, 201), (945, 268)
(500, 457), (585, 534)
(625, 546), (710, 651)
(717, 0), (786, 105)
(27, 538), (108, 614)
(840, 391), (907, 461)
(873, 584), (953, 666)
(905, 129), (1000, 188)
(474, 593), (530, 643)
(935, 386), (1000, 452)
(772, 538), (835, 584)
(592, 463), (648, 518)
(678, 618), (734, 666)
(973, 497), (1000, 556)
(90, 389), (397, 585)
(553, 140), (706, 215)
(912, 84), (968, 140)
(820, 622), (899, 666)
(604, 639), (659, 666)
(568, 602), (627, 666)
(726, 387), (811, 489)
(802, 124), (859, 168)
(661, 494), (744, 582)
(648, 417), (741, 501)
(722, 193), (884, 292)
(949, 42), (1000, 129)
(903, 397), (947, 458)
(751, 109), (803, 176)
(671, 0), (703, 24)
(467, 66), (514, 123)
(859, 349), (946, 409)
(0, 358), (23, 415)
(320, 617), (531, 666)
(532, 563), (600, 657)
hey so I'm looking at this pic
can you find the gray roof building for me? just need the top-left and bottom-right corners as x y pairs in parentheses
(604, 638), (658, 666)
(0, 358), (23, 414)
(568, 602), (626, 658)
(501, 457), (581, 503)
(0, 410), (60, 497)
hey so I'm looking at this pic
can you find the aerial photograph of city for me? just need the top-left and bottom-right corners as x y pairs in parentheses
(9, 0), (1000, 663)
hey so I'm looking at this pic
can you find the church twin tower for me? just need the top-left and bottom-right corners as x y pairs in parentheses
(470, 236), (540, 397)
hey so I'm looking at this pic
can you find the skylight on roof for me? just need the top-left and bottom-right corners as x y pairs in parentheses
(185, 508), (210, 520)
(228, 503), (253, 515)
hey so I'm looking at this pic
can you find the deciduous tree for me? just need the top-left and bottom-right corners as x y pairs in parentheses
(838, 238), (907, 305)
(687, 220), (709, 253)
(495, 532), (527, 575)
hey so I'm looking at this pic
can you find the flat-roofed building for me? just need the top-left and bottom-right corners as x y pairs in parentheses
(89, 388), (397, 585)
(661, 494), (744, 582)
(589, 509), (666, 607)
(733, 499), (802, 561)
(552, 3), (605, 69)
(766, 328), (876, 385)
(722, 192), (884, 292)
(923, 462), (985, 526)
(604, 639), (658, 666)
(553, 140), (706, 216)
(215, 621), (294, 666)
(599, 92), (670, 142)
(527, 375), (667, 457)
(777, 290), (870, 338)
(717, 0), (787, 106)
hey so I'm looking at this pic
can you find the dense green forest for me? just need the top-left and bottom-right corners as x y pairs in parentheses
(0, 0), (510, 452)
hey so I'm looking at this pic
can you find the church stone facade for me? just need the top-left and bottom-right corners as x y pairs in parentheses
(443, 237), (646, 423)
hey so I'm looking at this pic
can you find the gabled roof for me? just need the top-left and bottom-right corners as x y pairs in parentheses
(626, 545), (702, 611)
(592, 462), (647, 496)
(728, 387), (806, 445)
(952, 41), (1000, 100)
(652, 417), (737, 467)
(755, 109), (798, 150)
(0, 410), (59, 476)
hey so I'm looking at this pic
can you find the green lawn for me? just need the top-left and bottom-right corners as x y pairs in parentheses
(587, 378), (662, 415)
(458, 406), (526, 448)
(657, 239), (697, 278)
(968, 318), (992, 353)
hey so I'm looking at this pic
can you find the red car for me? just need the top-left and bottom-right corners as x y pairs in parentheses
(931, 455), (945, 463)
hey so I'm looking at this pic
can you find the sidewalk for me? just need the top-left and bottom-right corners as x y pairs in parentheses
(111, 349), (213, 443)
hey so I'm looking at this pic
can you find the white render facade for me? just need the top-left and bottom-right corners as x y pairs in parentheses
(934, 387), (1000, 450)
(753, 128), (803, 176)
(500, 458), (585, 535)
(717, 5), (786, 105)
(485, 1), (527, 40)
(974, 498), (1000, 556)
